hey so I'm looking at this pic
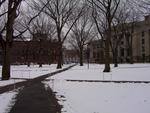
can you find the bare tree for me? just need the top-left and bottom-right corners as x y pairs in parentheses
(33, 0), (85, 69)
(130, 0), (150, 15)
(29, 16), (56, 41)
(29, 15), (56, 67)
(69, 8), (96, 66)
(0, 0), (5, 7)
(88, 0), (120, 72)
(110, 2), (130, 67)
(0, 0), (7, 18)
(0, 0), (49, 80)
(0, 0), (23, 80)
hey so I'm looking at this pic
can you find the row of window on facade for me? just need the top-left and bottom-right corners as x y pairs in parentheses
(88, 28), (150, 63)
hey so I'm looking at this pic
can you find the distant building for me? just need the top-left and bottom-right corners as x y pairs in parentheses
(88, 15), (150, 63)
(0, 40), (59, 65)
(63, 49), (79, 64)
(88, 40), (105, 63)
(116, 15), (150, 63)
(132, 15), (150, 62)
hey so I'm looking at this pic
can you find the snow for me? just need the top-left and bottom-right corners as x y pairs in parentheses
(1, 63), (150, 113)
(0, 64), (72, 87)
(10, 64), (70, 79)
(0, 79), (24, 87)
(0, 91), (18, 113)
(49, 63), (150, 81)
(0, 64), (72, 113)
(45, 63), (150, 113)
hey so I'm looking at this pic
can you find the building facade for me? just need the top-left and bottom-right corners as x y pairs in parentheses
(88, 40), (105, 63)
(117, 15), (150, 63)
(0, 40), (59, 65)
(63, 49), (79, 64)
(132, 16), (150, 62)
(88, 15), (150, 63)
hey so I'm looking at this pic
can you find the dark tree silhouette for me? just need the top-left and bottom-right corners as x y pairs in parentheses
(88, 0), (120, 72)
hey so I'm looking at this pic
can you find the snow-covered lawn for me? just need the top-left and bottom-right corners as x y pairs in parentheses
(45, 63), (150, 113)
(0, 64), (72, 87)
(1, 63), (150, 113)
(50, 63), (150, 81)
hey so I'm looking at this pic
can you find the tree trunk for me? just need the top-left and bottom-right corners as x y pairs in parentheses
(39, 63), (42, 67)
(57, 43), (63, 69)
(129, 47), (133, 64)
(129, 35), (133, 64)
(1, 0), (19, 80)
(103, 41), (110, 72)
(79, 49), (83, 66)
(27, 62), (30, 67)
(27, 51), (30, 67)
(114, 48), (118, 67)
(103, 33), (111, 72)
(103, 29), (111, 72)
(2, 44), (11, 80)
(39, 40), (42, 67)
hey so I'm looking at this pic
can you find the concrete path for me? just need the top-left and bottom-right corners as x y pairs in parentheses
(9, 82), (61, 113)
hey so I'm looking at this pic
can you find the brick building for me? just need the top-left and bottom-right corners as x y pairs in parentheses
(63, 49), (79, 64)
(0, 40), (59, 65)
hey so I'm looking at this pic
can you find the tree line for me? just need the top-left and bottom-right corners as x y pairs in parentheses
(0, 0), (149, 80)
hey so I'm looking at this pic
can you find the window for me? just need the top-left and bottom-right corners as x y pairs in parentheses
(142, 31), (145, 37)
(142, 46), (145, 52)
(142, 38), (145, 44)
(121, 41), (124, 45)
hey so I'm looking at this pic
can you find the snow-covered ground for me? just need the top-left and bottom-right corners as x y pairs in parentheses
(0, 79), (25, 87)
(1, 63), (150, 113)
(44, 63), (150, 113)
(0, 64), (72, 87)
(0, 64), (72, 113)
(0, 91), (18, 113)
(49, 63), (150, 81)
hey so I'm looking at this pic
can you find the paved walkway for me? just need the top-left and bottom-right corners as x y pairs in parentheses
(0, 64), (77, 113)
(9, 82), (61, 113)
